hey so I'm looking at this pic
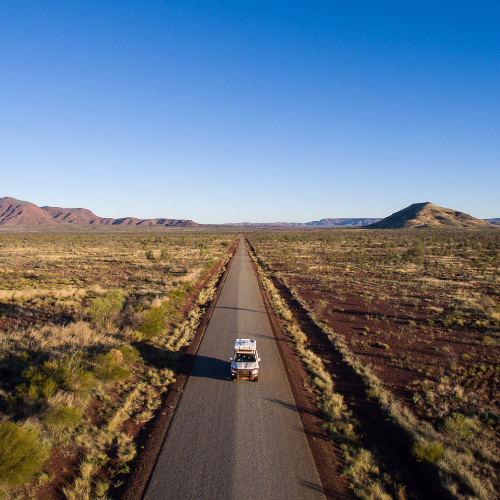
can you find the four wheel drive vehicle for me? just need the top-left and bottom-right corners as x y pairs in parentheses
(230, 339), (261, 381)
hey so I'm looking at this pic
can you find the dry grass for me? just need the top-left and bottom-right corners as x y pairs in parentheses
(251, 246), (405, 500)
(0, 231), (237, 498)
(248, 228), (500, 499)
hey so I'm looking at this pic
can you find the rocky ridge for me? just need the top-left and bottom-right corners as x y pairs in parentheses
(0, 198), (198, 228)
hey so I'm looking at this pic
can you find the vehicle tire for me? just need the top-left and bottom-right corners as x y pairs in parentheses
(254, 376), (259, 382)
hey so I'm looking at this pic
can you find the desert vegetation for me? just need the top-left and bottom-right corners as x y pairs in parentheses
(252, 252), (406, 499)
(0, 231), (236, 499)
(247, 228), (500, 499)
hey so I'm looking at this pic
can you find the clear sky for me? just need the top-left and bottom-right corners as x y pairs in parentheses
(1, 1), (499, 223)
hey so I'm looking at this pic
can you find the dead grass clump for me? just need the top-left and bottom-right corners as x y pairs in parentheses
(26, 321), (120, 353)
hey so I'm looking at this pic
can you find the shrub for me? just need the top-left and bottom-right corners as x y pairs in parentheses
(167, 289), (187, 307)
(481, 336), (496, 346)
(412, 440), (444, 464)
(315, 299), (327, 314)
(0, 421), (50, 486)
(179, 280), (195, 293)
(443, 413), (475, 442)
(137, 306), (167, 340)
(17, 366), (58, 399)
(118, 344), (142, 364)
(374, 342), (390, 350)
(94, 352), (131, 382)
(42, 406), (82, 429)
(87, 289), (125, 323)
(145, 249), (156, 261)
(460, 353), (471, 361)
(17, 357), (97, 400)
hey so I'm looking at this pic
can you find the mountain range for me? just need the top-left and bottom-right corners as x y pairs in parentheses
(0, 197), (198, 228)
(0, 197), (497, 229)
(223, 218), (381, 228)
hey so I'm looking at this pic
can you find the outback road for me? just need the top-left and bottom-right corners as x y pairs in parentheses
(144, 237), (325, 500)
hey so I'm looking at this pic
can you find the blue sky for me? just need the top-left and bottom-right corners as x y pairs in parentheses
(1, 1), (499, 223)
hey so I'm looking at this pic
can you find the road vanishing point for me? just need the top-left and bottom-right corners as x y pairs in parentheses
(144, 237), (325, 500)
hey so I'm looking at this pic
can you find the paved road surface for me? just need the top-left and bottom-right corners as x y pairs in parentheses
(144, 237), (325, 500)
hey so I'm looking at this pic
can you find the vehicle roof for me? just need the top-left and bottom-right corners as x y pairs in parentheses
(234, 339), (257, 350)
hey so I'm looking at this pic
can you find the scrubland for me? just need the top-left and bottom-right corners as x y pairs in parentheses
(247, 228), (500, 500)
(0, 231), (235, 499)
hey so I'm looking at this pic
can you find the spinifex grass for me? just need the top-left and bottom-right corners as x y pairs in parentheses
(0, 230), (237, 498)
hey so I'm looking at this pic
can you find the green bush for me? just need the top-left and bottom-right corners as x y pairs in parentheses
(87, 289), (126, 323)
(17, 357), (97, 400)
(17, 366), (58, 399)
(412, 440), (444, 464)
(443, 413), (475, 442)
(42, 406), (82, 429)
(167, 289), (187, 307)
(145, 249), (156, 261)
(118, 344), (142, 364)
(0, 421), (50, 486)
(137, 306), (167, 340)
(94, 352), (131, 382)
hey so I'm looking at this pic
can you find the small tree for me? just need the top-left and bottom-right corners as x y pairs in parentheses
(0, 421), (50, 486)
(137, 306), (167, 340)
(87, 289), (125, 323)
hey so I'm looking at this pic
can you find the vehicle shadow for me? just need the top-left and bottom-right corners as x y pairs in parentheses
(190, 354), (232, 381)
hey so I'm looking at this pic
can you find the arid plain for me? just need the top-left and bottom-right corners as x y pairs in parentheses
(0, 200), (499, 500)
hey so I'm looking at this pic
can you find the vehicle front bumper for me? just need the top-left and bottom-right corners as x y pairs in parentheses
(231, 369), (258, 381)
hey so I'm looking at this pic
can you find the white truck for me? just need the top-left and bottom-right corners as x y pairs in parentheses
(229, 339), (260, 381)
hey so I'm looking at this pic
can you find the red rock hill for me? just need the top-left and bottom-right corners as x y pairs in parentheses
(0, 197), (58, 226)
(0, 197), (199, 228)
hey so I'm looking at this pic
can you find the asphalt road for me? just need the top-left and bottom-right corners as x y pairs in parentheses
(144, 237), (325, 500)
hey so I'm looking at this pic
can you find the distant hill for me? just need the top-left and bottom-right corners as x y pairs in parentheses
(364, 203), (496, 229)
(224, 222), (308, 227)
(485, 218), (500, 226)
(305, 218), (381, 227)
(224, 218), (380, 228)
(0, 197), (198, 228)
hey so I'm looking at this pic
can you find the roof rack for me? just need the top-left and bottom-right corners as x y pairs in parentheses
(234, 339), (256, 351)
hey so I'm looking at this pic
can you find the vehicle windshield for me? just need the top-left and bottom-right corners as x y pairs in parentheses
(234, 353), (256, 362)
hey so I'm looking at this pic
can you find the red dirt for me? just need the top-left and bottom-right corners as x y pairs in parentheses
(248, 245), (352, 500)
(35, 447), (83, 500)
(286, 270), (500, 419)
(246, 239), (452, 500)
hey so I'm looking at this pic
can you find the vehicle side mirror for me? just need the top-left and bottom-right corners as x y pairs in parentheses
(229, 357), (233, 361)
(258, 358), (261, 362)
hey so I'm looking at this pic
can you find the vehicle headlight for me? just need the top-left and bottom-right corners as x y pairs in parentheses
(252, 369), (259, 374)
